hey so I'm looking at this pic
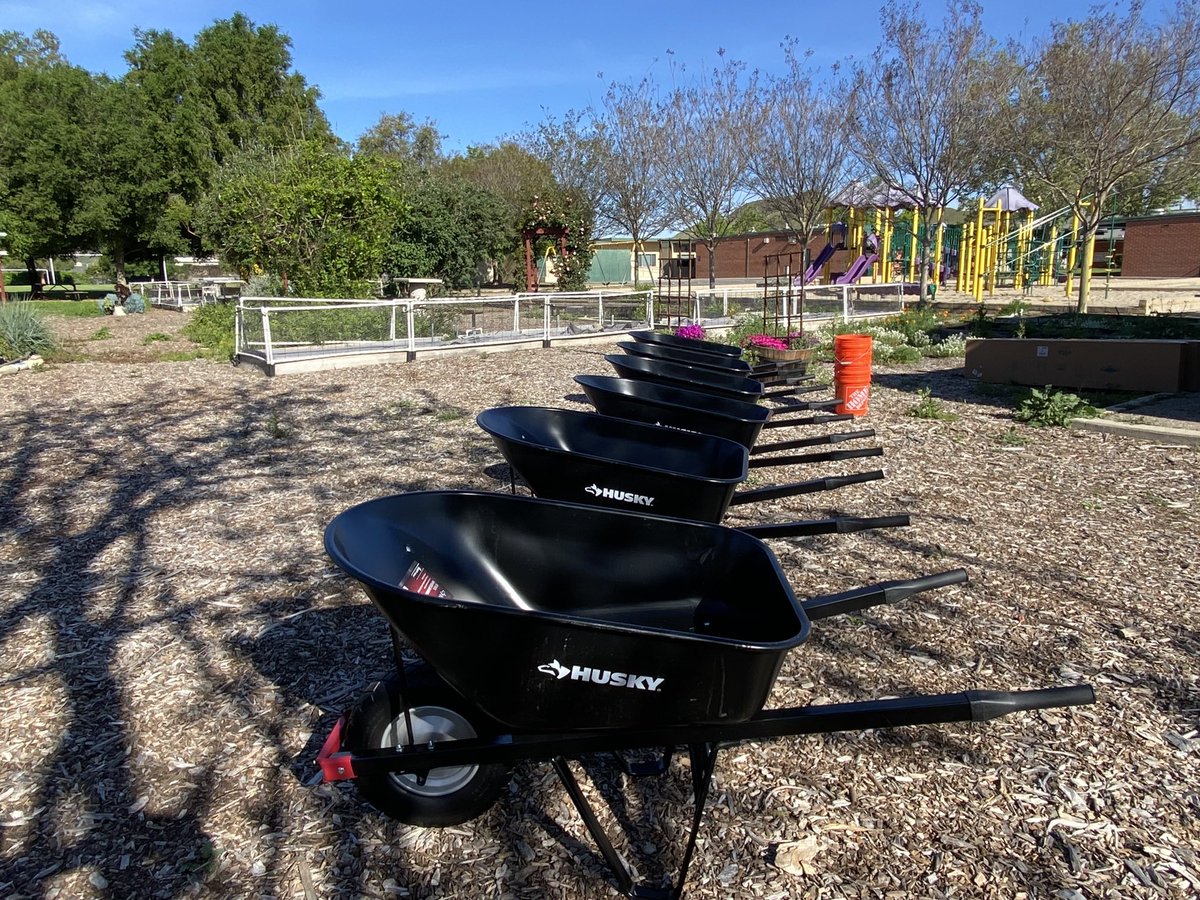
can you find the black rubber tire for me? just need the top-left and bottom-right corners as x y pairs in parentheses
(343, 662), (510, 826)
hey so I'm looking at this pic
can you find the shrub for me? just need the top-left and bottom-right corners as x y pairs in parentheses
(908, 388), (958, 421)
(923, 334), (967, 358)
(1015, 387), (1098, 427)
(124, 293), (146, 314)
(0, 303), (57, 359)
(674, 324), (706, 340)
(184, 301), (237, 359)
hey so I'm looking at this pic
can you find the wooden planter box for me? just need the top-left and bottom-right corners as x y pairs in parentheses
(752, 346), (813, 364)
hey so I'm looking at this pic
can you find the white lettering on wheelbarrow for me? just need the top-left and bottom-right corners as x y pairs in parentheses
(584, 484), (655, 507)
(537, 659), (664, 692)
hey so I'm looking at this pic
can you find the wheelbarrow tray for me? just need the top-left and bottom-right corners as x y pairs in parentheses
(324, 490), (810, 731)
(630, 329), (744, 358)
(575, 375), (844, 449)
(617, 339), (754, 373)
(606, 353), (772, 402)
(619, 339), (809, 379)
(477, 406), (746, 522)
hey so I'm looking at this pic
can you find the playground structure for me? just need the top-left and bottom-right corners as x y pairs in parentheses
(954, 187), (1111, 302)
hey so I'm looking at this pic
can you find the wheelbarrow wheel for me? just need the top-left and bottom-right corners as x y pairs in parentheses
(344, 662), (510, 827)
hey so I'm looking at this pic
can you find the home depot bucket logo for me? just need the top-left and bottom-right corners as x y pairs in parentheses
(844, 385), (870, 411)
(537, 659), (664, 692)
(584, 484), (655, 507)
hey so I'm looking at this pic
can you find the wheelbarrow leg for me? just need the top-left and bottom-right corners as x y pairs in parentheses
(552, 756), (639, 897)
(550, 743), (721, 900)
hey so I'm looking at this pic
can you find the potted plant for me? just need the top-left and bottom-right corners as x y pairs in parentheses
(744, 331), (817, 364)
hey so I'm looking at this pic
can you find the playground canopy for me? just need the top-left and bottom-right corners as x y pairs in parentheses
(986, 187), (1039, 213)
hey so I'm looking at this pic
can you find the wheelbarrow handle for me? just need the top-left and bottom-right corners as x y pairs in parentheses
(750, 428), (876, 456)
(748, 446), (883, 468)
(761, 386), (801, 400)
(768, 397), (841, 411)
(802, 568), (969, 620)
(739, 513), (909, 539)
(965, 686), (1096, 721)
(761, 413), (854, 429)
(729, 471), (884, 506)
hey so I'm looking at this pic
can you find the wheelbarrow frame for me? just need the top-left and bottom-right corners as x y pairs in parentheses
(477, 405), (888, 523)
(320, 490), (1094, 898)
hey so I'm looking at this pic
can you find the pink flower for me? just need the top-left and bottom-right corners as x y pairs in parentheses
(674, 324), (707, 340)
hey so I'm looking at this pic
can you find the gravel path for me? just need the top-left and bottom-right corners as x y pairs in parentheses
(0, 312), (1197, 899)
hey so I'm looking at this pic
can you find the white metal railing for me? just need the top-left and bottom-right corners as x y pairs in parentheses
(233, 285), (902, 371)
(235, 290), (653, 369)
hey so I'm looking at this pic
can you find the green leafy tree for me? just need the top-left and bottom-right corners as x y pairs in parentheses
(191, 13), (332, 165)
(357, 112), (443, 169)
(385, 170), (511, 291)
(0, 52), (96, 277)
(196, 140), (405, 297)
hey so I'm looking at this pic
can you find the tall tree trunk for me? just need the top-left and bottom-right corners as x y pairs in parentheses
(707, 237), (717, 289)
(112, 246), (126, 284)
(1076, 222), (1098, 314)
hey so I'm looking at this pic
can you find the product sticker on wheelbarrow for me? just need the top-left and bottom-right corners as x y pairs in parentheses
(400, 560), (453, 598)
(538, 658), (665, 692)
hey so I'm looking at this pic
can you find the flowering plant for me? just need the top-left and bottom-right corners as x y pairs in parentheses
(746, 334), (788, 350)
(674, 324), (707, 340)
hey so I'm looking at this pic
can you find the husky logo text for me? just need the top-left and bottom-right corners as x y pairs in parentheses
(583, 484), (655, 507)
(537, 659), (665, 692)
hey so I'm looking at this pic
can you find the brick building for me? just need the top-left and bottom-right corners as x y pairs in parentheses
(690, 231), (856, 281)
(1121, 211), (1200, 277)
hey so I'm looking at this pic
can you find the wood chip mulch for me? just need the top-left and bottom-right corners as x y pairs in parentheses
(0, 309), (1197, 899)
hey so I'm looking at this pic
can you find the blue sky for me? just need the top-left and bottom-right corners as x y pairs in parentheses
(7, 1), (1136, 154)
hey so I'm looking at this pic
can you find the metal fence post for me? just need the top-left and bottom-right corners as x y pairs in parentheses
(234, 302), (243, 356)
(261, 309), (274, 367)
(842, 286), (850, 320)
(406, 302), (416, 352)
(388, 303), (397, 343)
(598, 291), (604, 326)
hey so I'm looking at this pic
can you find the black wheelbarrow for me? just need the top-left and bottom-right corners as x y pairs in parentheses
(617, 339), (809, 381)
(318, 491), (1094, 899)
(477, 406), (889, 525)
(630, 328), (744, 359)
(605, 354), (825, 404)
(575, 374), (850, 451)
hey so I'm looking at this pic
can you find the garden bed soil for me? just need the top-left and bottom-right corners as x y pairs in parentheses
(0, 323), (1197, 899)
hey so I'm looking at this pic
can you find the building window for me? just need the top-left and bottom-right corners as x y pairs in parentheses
(638, 252), (658, 268)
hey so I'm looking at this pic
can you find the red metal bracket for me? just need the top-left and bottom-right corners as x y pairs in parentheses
(316, 716), (356, 782)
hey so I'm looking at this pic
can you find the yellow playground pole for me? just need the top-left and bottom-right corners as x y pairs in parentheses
(1043, 224), (1058, 286)
(908, 208), (920, 283)
(1064, 211), (1080, 298)
(957, 222), (970, 293)
(973, 199), (986, 302)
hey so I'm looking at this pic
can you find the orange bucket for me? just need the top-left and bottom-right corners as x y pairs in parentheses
(833, 334), (873, 416)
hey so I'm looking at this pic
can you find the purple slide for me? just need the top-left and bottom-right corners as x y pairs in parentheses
(834, 253), (880, 285)
(792, 243), (837, 286)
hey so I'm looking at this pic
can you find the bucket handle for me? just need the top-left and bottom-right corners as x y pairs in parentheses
(729, 470), (884, 506)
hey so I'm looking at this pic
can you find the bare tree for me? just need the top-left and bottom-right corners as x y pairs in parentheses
(846, 1), (1005, 300)
(749, 42), (858, 299)
(661, 52), (759, 288)
(1007, 0), (1200, 311)
(593, 78), (675, 284)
